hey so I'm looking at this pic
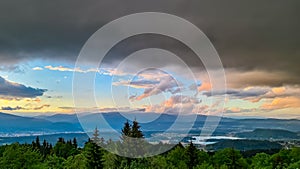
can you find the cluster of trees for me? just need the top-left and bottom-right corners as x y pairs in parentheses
(0, 120), (300, 169)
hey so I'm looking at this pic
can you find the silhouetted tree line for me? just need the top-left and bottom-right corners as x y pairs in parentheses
(0, 120), (299, 169)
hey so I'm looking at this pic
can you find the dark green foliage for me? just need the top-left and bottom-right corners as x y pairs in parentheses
(73, 138), (78, 148)
(241, 148), (280, 158)
(121, 121), (131, 138)
(120, 120), (147, 158)
(213, 148), (248, 169)
(131, 120), (144, 138)
(0, 140), (299, 169)
(166, 145), (189, 168)
(41, 139), (52, 158)
(34, 136), (41, 149)
(121, 120), (144, 139)
(83, 140), (104, 169)
(0, 121), (300, 169)
(102, 152), (121, 169)
(209, 139), (282, 151)
(64, 153), (89, 169)
(149, 155), (169, 169)
(53, 137), (77, 158)
(0, 143), (43, 169)
(44, 155), (66, 169)
(186, 142), (199, 169)
(185, 143), (210, 169)
(288, 160), (300, 169)
(270, 149), (291, 169)
(31, 136), (53, 158)
(251, 152), (271, 169)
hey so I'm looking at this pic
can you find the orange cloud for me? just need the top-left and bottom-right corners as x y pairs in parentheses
(25, 98), (41, 102)
(143, 104), (165, 113)
(272, 87), (286, 94)
(163, 98), (174, 108)
(143, 95), (200, 114)
(198, 82), (212, 91)
(229, 107), (242, 113)
(261, 97), (300, 110)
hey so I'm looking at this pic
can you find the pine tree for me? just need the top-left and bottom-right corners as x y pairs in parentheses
(120, 120), (146, 158)
(84, 141), (104, 169)
(41, 139), (49, 158)
(120, 120), (132, 159)
(35, 136), (41, 150)
(131, 120), (144, 138)
(92, 127), (101, 144)
(121, 120), (144, 139)
(58, 137), (65, 144)
(121, 120), (131, 139)
(186, 141), (198, 169)
(73, 138), (78, 148)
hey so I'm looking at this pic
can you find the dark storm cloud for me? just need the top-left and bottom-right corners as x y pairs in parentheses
(0, 0), (299, 83)
(0, 76), (46, 99)
(203, 88), (268, 98)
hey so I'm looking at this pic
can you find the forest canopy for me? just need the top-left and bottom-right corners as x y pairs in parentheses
(0, 120), (299, 169)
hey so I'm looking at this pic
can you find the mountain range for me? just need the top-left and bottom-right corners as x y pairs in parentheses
(0, 112), (82, 135)
(1, 112), (300, 137)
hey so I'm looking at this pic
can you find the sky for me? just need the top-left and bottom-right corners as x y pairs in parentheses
(0, 0), (299, 119)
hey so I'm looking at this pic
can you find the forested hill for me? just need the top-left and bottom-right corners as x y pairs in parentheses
(208, 139), (282, 151)
(235, 128), (300, 140)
